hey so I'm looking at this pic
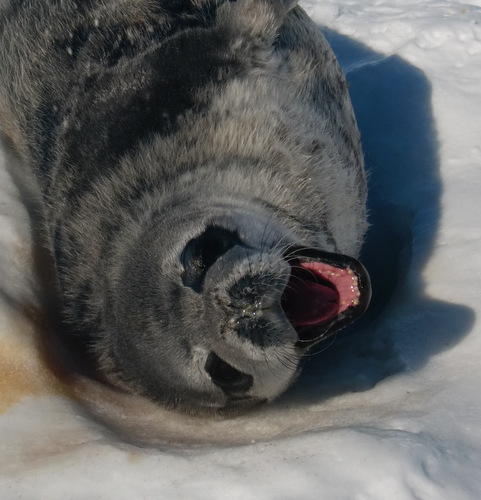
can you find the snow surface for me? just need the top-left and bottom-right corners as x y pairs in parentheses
(1, 0), (481, 498)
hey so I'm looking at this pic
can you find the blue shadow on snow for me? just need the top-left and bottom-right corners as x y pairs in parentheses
(282, 28), (476, 405)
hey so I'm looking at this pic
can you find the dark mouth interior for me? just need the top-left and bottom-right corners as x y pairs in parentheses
(281, 259), (362, 343)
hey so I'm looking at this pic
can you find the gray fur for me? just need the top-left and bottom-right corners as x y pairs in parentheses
(0, 0), (368, 414)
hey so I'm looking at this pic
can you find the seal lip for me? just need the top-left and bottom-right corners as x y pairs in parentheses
(281, 246), (372, 348)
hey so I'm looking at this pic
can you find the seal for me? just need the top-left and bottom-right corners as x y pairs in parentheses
(0, 0), (371, 414)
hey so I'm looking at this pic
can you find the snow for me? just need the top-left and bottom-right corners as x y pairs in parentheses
(1, 1), (481, 498)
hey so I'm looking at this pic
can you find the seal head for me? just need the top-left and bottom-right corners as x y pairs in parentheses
(101, 202), (371, 414)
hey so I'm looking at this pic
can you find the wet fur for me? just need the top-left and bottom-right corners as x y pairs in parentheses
(0, 0), (367, 413)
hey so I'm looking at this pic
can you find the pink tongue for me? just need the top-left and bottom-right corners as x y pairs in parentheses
(282, 261), (360, 328)
(285, 280), (339, 327)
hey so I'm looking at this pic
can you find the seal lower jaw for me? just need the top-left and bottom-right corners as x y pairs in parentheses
(281, 247), (372, 348)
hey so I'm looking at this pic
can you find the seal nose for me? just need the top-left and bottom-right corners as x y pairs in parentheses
(205, 352), (253, 395)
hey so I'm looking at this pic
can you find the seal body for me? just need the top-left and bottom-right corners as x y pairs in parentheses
(0, 0), (369, 414)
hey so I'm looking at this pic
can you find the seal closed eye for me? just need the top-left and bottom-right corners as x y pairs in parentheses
(181, 226), (244, 293)
(0, 0), (371, 414)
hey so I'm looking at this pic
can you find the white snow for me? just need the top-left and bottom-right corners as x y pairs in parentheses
(1, 1), (481, 498)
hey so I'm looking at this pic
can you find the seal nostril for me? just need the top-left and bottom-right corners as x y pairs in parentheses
(205, 352), (253, 394)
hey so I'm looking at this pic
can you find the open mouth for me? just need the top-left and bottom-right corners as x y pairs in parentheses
(281, 248), (371, 347)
